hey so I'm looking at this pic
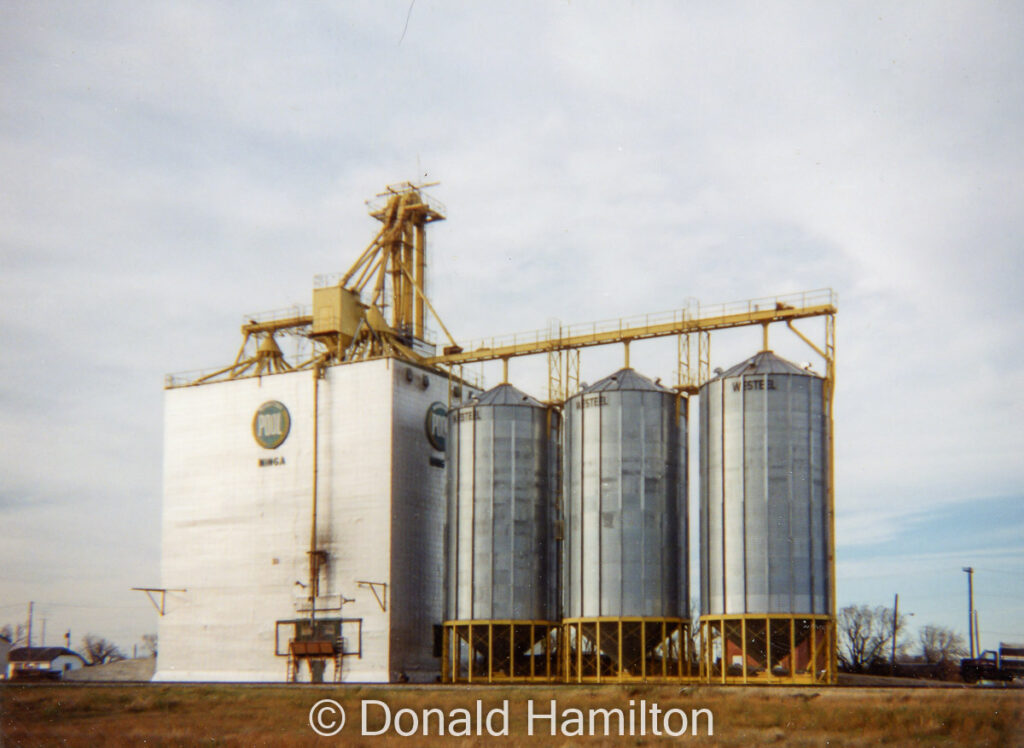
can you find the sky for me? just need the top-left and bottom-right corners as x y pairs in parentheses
(1, 1), (1022, 658)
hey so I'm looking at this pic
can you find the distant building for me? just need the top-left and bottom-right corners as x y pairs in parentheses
(0, 635), (10, 679)
(7, 647), (87, 680)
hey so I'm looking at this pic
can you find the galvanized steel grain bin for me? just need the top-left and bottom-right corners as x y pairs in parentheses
(699, 351), (829, 617)
(563, 368), (687, 619)
(445, 383), (557, 620)
(442, 383), (559, 682)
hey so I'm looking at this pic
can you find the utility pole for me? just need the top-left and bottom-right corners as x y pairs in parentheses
(963, 567), (975, 659)
(973, 609), (981, 655)
(891, 593), (899, 676)
(26, 601), (33, 648)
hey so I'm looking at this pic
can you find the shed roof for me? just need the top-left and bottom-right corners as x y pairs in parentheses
(9, 646), (85, 663)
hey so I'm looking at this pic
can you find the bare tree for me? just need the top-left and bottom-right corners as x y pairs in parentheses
(838, 604), (909, 672)
(918, 625), (967, 665)
(81, 634), (126, 665)
(141, 633), (158, 658)
(1, 623), (27, 646)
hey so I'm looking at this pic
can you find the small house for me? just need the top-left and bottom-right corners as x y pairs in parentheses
(7, 646), (87, 680)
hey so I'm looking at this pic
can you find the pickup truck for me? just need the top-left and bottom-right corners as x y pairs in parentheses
(960, 643), (1024, 683)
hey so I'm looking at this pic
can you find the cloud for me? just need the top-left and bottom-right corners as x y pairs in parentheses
(1, 1), (1022, 650)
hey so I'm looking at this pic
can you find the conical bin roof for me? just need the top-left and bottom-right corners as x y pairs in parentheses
(464, 382), (545, 408)
(712, 350), (818, 380)
(578, 367), (672, 395)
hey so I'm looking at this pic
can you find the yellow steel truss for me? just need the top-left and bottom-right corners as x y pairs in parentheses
(167, 285), (836, 393)
(561, 617), (695, 683)
(426, 291), (835, 370)
(677, 330), (710, 391)
(784, 313), (838, 679)
(699, 614), (835, 685)
(443, 615), (835, 685)
(442, 620), (559, 683)
(547, 344), (580, 402)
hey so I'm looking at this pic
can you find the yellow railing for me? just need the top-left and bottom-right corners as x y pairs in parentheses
(428, 289), (836, 366)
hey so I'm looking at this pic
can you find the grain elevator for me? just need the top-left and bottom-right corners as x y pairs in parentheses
(155, 184), (479, 682)
(154, 183), (838, 684)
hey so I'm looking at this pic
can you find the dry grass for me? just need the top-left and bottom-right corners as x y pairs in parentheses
(1, 683), (1022, 747)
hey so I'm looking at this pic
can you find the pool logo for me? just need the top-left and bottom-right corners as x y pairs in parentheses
(253, 401), (291, 449)
(425, 402), (448, 452)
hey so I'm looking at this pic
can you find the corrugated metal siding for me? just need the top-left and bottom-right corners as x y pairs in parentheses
(157, 361), (396, 682)
(388, 362), (461, 681)
(563, 369), (687, 619)
(699, 352), (829, 616)
(445, 385), (556, 622)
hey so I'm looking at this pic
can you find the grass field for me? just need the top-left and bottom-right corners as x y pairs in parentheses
(2, 683), (1022, 747)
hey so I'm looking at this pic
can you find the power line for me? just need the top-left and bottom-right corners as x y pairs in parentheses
(881, 591), (1021, 602)
(3, 602), (149, 612)
(974, 568), (1024, 577)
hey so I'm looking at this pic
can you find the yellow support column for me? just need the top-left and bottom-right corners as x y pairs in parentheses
(546, 625), (552, 680)
(741, 617), (748, 684)
(442, 626), (450, 682)
(790, 618), (796, 678)
(661, 620), (667, 678)
(488, 624), (493, 683)
(414, 223), (425, 339)
(639, 620), (645, 681)
(720, 621), (726, 685)
(402, 223), (414, 333)
(811, 622), (817, 682)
